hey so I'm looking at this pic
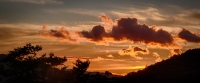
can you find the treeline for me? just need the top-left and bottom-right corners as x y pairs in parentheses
(0, 44), (119, 83)
(1, 44), (200, 83)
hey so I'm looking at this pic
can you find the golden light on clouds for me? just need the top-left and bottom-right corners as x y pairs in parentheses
(118, 45), (149, 60)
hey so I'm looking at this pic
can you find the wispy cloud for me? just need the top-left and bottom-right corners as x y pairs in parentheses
(110, 7), (165, 21)
(66, 56), (125, 62)
(152, 52), (162, 62)
(110, 5), (200, 28)
(0, 23), (40, 40)
(44, 8), (106, 17)
(8, 0), (63, 4)
(39, 26), (77, 43)
(0, 23), (42, 30)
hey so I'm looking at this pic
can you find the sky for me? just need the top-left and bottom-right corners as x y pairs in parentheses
(0, 0), (200, 75)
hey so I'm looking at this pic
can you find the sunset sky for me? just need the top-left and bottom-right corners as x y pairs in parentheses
(0, 0), (200, 74)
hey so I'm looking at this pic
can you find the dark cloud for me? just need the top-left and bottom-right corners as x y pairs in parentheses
(79, 25), (106, 41)
(177, 29), (200, 42)
(122, 46), (149, 54)
(37, 16), (200, 47)
(113, 18), (174, 44)
(79, 17), (175, 46)
(188, 12), (200, 20)
(134, 46), (148, 53)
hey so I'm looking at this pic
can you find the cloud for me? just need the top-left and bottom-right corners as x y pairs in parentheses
(67, 56), (124, 62)
(177, 28), (200, 43)
(153, 52), (162, 62)
(113, 18), (174, 44)
(0, 27), (37, 40)
(90, 56), (125, 62)
(8, 0), (63, 4)
(66, 56), (90, 61)
(118, 45), (149, 60)
(105, 50), (109, 53)
(107, 54), (114, 58)
(39, 25), (77, 42)
(44, 9), (106, 17)
(0, 23), (43, 30)
(91, 56), (105, 61)
(99, 15), (114, 28)
(110, 6), (200, 27)
(186, 12), (200, 21)
(78, 25), (106, 41)
(169, 49), (182, 57)
(78, 16), (176, 47)
(134, 46), (149, 54)
(42, 24), (47, 30)
(35, 16), (198, 48)
(110, 7), (165, 21)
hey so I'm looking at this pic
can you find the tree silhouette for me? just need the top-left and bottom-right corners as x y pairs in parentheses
(0, 43), (67, 83)
(2, 43), (200, 83)
(73, 59), (90, 75)
(72, 59), (90, 83)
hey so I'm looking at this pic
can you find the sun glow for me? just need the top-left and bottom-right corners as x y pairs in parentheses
(127, 66), (146, 70)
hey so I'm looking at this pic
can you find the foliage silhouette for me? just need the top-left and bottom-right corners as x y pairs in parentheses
(73, 59), (90, 75)
(1, 43), (200, 83)
(0, 43), (67, 83)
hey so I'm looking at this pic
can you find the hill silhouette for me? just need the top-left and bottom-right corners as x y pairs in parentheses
(123, 48), (200, 83)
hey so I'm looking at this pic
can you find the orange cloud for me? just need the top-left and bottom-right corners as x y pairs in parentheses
(118, 45), (149, 60)
(153, 52), (162, 62)
(134, 46), (149, 54)
(169, 49), (182, 57)
(42, 24), (47, 30)
(99, 15), (114, 27)
(107, 54), (114, 58)
(39, 25), (77, 43)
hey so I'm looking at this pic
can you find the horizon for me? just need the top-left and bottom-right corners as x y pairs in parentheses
(0, 0), (200, 74)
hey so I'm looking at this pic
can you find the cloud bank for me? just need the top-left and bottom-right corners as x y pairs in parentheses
(39, 15), (200, 47)
(78, 16), (177, 47)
